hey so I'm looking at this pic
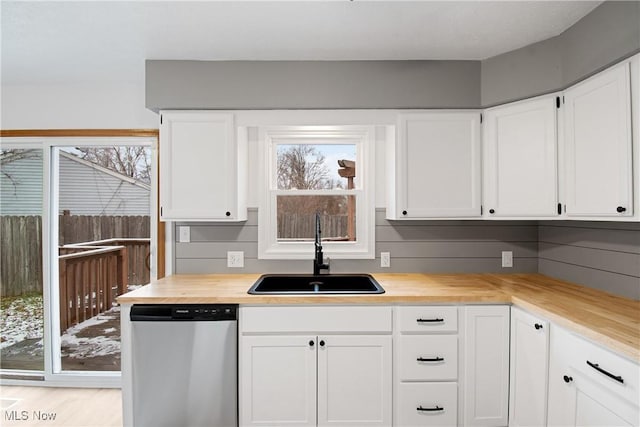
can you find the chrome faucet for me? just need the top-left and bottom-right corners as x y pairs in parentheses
(313, 212), (330, 275)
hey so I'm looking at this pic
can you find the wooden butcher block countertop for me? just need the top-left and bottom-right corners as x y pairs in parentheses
(117, 273), (640, 362)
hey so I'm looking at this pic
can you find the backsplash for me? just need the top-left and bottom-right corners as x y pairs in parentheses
(538, 221), (640, 300)
(174, 208), (538, 275)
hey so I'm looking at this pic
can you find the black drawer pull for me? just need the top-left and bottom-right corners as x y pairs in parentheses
(563, 375), (573, 383)
(586, 360), (624, 384)
(417, 357), (444, 362)
(416, 318), (444, 323)
(534, 323), (543, 330)
(417, 405), (443, 412)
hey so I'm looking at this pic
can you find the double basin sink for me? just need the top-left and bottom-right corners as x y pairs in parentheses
(248, 274), (385, 295)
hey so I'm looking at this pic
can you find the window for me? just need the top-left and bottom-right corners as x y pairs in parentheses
(259, 126), (375, 259)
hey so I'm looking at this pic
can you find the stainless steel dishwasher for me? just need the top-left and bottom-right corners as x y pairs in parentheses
(130, 304), (238, 427)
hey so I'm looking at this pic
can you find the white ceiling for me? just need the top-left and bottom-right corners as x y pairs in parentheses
(1, 1), (602, 85)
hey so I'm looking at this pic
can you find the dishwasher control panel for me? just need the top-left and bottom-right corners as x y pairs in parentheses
(130, 304), (238, 321)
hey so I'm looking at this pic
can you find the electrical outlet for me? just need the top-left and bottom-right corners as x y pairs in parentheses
(380, 252), (391, 268)
(178, 226), (190, 243)
(501, 251), (513, 268)
(227, 251), (244, 268)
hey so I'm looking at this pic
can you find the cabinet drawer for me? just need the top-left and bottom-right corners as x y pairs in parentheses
(241, 306), (392, 333)
(397, 382), (457, 427)
(566, 331), (639, 407)
(399, 335), (458, 381)
(397, 306), (458, 333)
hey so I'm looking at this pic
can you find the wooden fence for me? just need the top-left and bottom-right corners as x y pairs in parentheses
(0, 216), (43, 296)
(1, 215), (150, 297)
(277, 214), (350, 240)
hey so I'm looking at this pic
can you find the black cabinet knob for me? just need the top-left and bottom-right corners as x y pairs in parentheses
(319, 340), (325, 347)
(402, 210), (408, 216)
(617, 206), (626, 213)
(489, 209), (495, 214)
(563, 375), (573, 383)
(534, 323), (543, 330)
(225, 211), (231, 217)
(309, 340), (315, 347)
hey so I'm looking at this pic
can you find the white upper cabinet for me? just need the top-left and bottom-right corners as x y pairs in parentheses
(159, 110), (247, 221)
(563, 62), (633, 217)
(387, 112), (482, 219)
(483, 95), (559, 217)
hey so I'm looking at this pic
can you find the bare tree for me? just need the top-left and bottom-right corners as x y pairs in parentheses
(0, 149), (41, 194)
(75, 147), (151, 184)
(277, 145), (329, 190)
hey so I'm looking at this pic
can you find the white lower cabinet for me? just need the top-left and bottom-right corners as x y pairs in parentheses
(547, 326), (639, 427)
(462, 305), (510, 427)
(397, 382), (458, 426)
(317, 335), (392, 426)
(241, 335), (317, 426)
(509, 307), (549, 427)
(239, 306), (392, 427)
(395, 306), (460, 427)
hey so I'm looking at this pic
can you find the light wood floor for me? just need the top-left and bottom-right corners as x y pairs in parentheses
(0, 386), (121, 427)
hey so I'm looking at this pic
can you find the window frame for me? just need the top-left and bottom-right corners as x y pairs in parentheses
(258, 126), (375, 260)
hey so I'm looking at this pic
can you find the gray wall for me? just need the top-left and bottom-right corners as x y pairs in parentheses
(147, 60), (481, 111)
(481, 1), (640, 106)
(175, 209), (538, 275)
(538, 221), (640, 300)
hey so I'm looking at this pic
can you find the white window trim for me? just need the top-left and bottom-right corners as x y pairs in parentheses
(258, 126), (375, 260)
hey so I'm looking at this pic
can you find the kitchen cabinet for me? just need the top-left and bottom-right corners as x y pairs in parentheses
(239, 306), (392, 427)
(562, 62), (633, 218)
(547, 326), (639, 427)
(387, 112), (482, 219)
(394, 306), (459, 427)
(462, 305), (510, 427)
(509, 307), (549, 427)
(483, 95), (558, 218)
(241, 336), (317, 426)
(159, 110), (247, 221)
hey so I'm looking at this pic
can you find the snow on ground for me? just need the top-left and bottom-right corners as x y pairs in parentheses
(60, 307), (121, 359)
(0, 294), (44, 350)
(2, 293), (121, 359)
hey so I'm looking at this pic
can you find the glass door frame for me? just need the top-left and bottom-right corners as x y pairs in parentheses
(1, 133), (158, 387)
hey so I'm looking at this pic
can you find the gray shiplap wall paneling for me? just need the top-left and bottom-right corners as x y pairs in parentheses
(175, 209), (538, 275)
(538, 222), (640, 300)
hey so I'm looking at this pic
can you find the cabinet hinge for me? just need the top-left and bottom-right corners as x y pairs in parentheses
(556, 97), (560, 109)
(557, 203), (562, 215)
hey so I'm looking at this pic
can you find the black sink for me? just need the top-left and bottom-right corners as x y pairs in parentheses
(248, 274), (385, 294)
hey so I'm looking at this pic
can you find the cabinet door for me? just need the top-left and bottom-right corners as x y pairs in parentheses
(462, 305), (510, 427)
(484, 96), (558, 217)
(317, 335), (392, 426)
(564, 63), (633, 217)
(240, 336), (317, 427)
(160, 111), (243, 221)
(548, 326), (640, 427)
(395, 112), (482, 218)
(509, 307), (549, 427)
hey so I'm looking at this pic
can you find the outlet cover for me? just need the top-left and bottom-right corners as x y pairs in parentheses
(380, 252), (391, 268)
(501, 251), (513, 268)
(227, 251), (244, 268)
(178, 226), (190, 243)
